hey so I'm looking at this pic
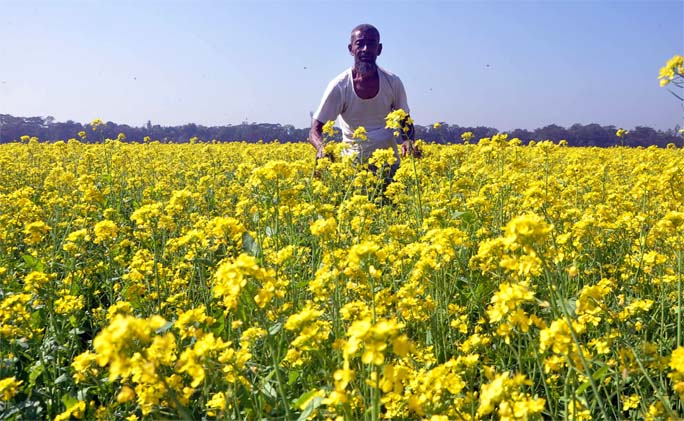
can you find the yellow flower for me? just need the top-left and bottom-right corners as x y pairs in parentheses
(487, 281), (535, 324)
(567, 399), (591, 421)
(461, 131), (474, 142)
(658, 54), (683, 87)
(55, 400), (86, 421)
(90, 118), (103, 131)
(54, 294), (84, 315)
(284, 303), (324, 331)
(207, 391), (227, 415)
(23, 271), (52, 294)
(368, 147), (397, 168)
(617, 299), (654, 321)
(385, 109), (413, 137)
(174, 306), (213, 339)
(622, 394), (640, 411)
(116, 385), (136, 403)
(656, 210), (684, 232)
(71, 351), (98, 383)
(669, 347), (684, 396)
(23, 221), (51, 245)
(362, 340), (387, 365)
(322, 120), (337, 137)
(503, 213), (552, 250)
(670, 346), (684, 373)
(576, 278), (613, 326)
(352, 126), (368, 141)
(333, 366), (355, 390)
(92, 314), (167, 380)
(477, 371), (543, 418)
(539, 318), (585, 355)
(93, 220), (119, 244)
(0, 377), (22, 401)
(310, 217), (337, 238)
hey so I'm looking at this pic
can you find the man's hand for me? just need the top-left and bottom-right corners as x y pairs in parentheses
(315, 143), (326, 159)
(309, 119), (329, 160)
(401, 140), (422, 158)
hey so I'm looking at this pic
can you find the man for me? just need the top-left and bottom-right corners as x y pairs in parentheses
(309, 24), (416, 168)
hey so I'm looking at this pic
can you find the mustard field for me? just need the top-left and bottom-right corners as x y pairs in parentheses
(1, 136), (684, 420)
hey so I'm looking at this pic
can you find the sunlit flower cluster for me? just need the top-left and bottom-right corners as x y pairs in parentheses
(658, 54), (684, 87)
(0, 129), (683, 420)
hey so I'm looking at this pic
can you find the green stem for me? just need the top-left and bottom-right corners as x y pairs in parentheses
(677, 231), (682, 347)
(269, 340), (292, 420)
(409, 149), (423, 227)
(529, 333), (555, 418)
(542, 253), (611, 420)
(371, 365), (379, 421)
(625, 343), (678, 419)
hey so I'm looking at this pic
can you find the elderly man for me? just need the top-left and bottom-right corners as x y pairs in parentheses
(309, 24), (416, 169)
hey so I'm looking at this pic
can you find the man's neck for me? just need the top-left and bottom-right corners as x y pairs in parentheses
(352, 62), (378, 81)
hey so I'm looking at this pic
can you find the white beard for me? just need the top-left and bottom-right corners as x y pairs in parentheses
(354, 61), (377, 77)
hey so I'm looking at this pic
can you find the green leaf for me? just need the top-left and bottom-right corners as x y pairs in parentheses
(575, 365), (610, 395)
(295, 390), (322, 421)
(242, 232), (260, 256)
(29, 362), (44, 387)
(288, 370), (300, 386)
(268, 322), (282, 336)
(194, 258), (214, 267)
(261, 382), (277, 400)
(155, 321), (174, 334)
(449, 211), (476, 226)
(21, 254), (45, 272)
(557, 298), (577, 317)
(76, 388), (90, 401)
(293, 389), (318, 409)
(212, 312), (226, 336)
(575, 379), (590, 395)
(61, 393), (78, 409)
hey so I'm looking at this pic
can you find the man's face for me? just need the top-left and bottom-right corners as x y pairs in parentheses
(348, 29), (382, 65)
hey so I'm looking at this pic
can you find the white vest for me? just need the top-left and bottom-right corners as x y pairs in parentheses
(314, 67), (410, 160)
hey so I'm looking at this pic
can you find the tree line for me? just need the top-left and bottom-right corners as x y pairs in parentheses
(1, 114), (681, 147)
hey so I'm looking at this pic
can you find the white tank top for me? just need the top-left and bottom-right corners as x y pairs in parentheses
(314, 66), (410, 160)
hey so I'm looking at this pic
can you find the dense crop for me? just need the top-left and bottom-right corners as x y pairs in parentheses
(1, 136), (683, 420)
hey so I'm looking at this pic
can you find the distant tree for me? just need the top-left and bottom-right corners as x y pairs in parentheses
(534, 124), (568, 143)
(509, 128), (533, 142)
(628, 126), (659, 147)
(0, 113), (681, 146)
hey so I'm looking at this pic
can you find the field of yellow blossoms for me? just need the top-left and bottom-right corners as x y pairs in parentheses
(1, 132), (684, 420)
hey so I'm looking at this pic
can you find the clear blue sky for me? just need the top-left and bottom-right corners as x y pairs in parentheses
(2, 0), (683, 131)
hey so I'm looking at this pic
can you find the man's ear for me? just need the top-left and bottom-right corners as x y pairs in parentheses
(377, 43), (383, 56)
(348, 43), (353, 55)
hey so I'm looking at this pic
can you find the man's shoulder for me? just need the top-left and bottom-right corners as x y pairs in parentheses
(378, 66), (402, 82)
(327, 68), (352, 87)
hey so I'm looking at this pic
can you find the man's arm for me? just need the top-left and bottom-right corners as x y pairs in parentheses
(309, 119), (326, 159)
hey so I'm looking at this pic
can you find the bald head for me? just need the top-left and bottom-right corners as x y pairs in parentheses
(350, 24), (380, 42)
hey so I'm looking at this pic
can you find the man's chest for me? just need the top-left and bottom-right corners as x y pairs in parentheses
(353, 78), (380, 100)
